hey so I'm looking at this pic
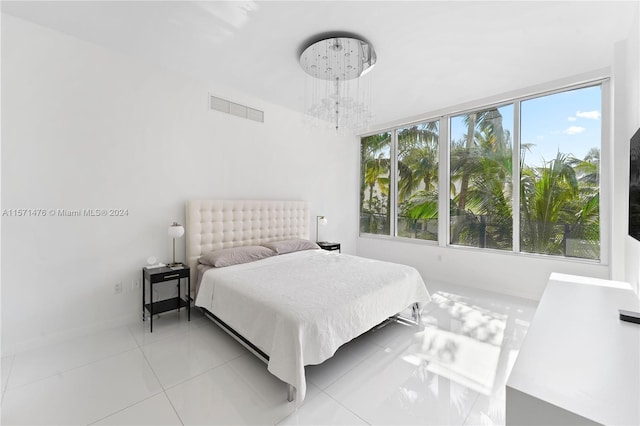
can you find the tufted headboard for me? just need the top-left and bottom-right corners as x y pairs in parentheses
(185, 200), (309, 285)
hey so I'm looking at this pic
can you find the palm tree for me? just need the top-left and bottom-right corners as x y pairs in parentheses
(360, 132), (391, 233)
(396, 123), (439, 239)
(566, 149), (600, 258)
(397, 123), (439, 202)
(360, 132), (390, 207)
(520, 152), (579, 255)
(462, 126), (513, 249)
(454, 109), (505, 210)
(450, 108), (513, 247)
(401, 190), (439, 239)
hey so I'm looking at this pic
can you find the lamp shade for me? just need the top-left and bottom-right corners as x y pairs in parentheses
(316, 215), (328, 242)
(168, 222), (184, 239)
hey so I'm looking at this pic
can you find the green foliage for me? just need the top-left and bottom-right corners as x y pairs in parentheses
(360, 132), (392, 234)
(450, 110), (513, 249)
(518, 151), (599, 258)
(396, 122), (440, 240)
(360, 112), (600, 259)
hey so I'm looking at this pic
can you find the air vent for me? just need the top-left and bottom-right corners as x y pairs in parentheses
(209, 95), (264, 123)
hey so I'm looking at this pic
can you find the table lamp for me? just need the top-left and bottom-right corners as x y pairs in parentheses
(168, 222), (184, 267)
(316, 215), (327, 243)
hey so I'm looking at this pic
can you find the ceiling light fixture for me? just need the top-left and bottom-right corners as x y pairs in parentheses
(299, 33), (377, 132)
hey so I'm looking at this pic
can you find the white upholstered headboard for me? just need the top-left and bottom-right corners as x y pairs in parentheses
(186, 199), (309, 284)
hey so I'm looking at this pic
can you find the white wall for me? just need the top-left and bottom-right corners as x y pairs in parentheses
(1, 15), (359, 355)
(357, 237), (608, 301)
(357, 15), (640, 301)
(620, 4), (640, 295)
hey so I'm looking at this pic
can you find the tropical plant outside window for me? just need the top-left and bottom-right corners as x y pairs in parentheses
(520, 86), (601, 259)
(397, 122), (439, 241)
(360, 132), (391, 235)
(359, 83), (603, 261)
(450, 105), (514, 250)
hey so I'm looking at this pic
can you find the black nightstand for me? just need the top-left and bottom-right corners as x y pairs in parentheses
(142, 265), (190, 332)
(317, 241), (341, 252)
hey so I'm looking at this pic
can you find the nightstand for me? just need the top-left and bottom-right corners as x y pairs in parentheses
(317, 241), (341, 252)
(142, 265), (190, 332)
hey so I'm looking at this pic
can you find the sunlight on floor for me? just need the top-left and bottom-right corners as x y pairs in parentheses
(400, 289), (530, 397)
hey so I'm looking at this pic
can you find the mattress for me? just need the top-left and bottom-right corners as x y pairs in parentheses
(194, 249), (430, 403)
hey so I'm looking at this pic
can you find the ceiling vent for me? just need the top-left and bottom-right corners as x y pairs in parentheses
(209, 95), (264, 123)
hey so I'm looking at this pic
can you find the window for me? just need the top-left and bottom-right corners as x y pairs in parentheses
(359, 82), (604, 262)
(519, 86), (601, 259)
(360, 132), (391, 235)
(397, 121), (439, 241)
(450, 105), (514, 250)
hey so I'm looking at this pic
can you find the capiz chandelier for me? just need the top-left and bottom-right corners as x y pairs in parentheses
(299, 33), (377, 132)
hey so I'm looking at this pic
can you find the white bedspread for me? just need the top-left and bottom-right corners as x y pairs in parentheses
(195, 249), (430, 403)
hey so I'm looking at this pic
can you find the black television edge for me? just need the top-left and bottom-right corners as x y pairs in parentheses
(629, 127), (640, 241)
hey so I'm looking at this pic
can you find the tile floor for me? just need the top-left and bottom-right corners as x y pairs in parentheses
(1, 282), (537, 425)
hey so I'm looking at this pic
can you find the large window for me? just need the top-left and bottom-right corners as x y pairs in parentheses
(450, 105), (514, 250)
(397, 121), (439, 241)
(360, 132), (391, 235)
(359, 82), (604, 261)
(519, 86), (601, 259)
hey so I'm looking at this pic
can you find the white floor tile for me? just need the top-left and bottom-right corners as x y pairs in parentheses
(1, 355), (15, 401)
(357, 318), (421, 350)
(141, 322), (245, 388)
(502, 313), (536, 349)
(324, 342), (480, 425)
(0, 283), (537, 426)
(306, 335), (379, 390)
(7, 325), (138, 389)
(128, 308), (208, 347)
(225, 353), (323, 404)
(277, 391), (368, 426)
(91, 393), (182, 426)
(485, 345), (519, 400)
(427, 283), (538, 322)
(1, 349), (162, 425)
(166, 355), (303, 426)
(464, 395), (505, 426)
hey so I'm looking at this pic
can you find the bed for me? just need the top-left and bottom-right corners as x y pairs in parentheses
(186, 200), (430, 404)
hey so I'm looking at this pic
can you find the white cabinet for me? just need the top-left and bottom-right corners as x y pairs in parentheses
(506, 273), (640, 425)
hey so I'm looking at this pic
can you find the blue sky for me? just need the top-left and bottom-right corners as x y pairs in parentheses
(450, 85), (601, 168)
(520, 85), (601, 166)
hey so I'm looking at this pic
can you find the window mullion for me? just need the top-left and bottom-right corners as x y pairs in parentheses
(390, 129), (398, 237)
(599, 80), (610, 266)
(513, 101), (521, 253)
(438, 116), (449, 247)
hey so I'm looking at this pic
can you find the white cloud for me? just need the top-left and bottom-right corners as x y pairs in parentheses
(563, 126), (585, 135)
(576, 110), (601, 120)
(568, 116), (577, 122)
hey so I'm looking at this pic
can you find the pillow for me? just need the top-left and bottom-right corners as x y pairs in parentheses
(199, 245), (276, 268)
(261, 238), (320, 254)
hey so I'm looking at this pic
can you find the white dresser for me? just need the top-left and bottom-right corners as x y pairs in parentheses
(506, 273), (640, 425)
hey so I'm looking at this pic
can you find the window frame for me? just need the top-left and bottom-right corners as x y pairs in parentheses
(359, 78), (610, 265)
(394, 120), (441, 242)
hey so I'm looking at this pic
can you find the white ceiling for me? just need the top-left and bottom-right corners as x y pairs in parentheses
(3, 1), (638, 129)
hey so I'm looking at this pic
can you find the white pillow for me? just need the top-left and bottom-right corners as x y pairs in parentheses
(199, 245), (276, 267)
(261, 238), (320, 254)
